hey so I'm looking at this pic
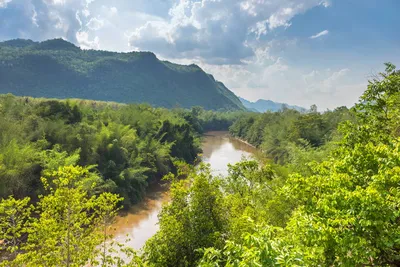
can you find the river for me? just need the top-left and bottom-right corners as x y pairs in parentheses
(110, 131), (257, 251)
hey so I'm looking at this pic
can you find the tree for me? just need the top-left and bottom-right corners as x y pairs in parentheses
(0, 196), (31, 265)
(309, 104), (318, 113)
(0, 140), (39, 198)
(93, 192), (123, 267)
(143, 164), (227, 267)
(352, 62), (400, 143)
(15, 166), (120, 267)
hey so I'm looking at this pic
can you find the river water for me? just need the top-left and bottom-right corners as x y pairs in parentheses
(110, 131), (257, 251)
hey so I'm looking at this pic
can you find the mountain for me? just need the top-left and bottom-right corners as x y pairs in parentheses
(239, 97), (306, 113)
(0, 39), (245, 110)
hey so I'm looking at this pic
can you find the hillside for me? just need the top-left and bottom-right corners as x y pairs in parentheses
(239, 97), (306, 112)
(0, 39), (245, 110)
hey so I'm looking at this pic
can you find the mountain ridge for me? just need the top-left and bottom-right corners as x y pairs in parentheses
(239, 97), (306, 113)
(0, 38), (245, 110)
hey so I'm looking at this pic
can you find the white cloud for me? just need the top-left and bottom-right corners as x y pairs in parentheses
(124, 0), (330, 64)
(303, 68), (350, 93)
(129, 20), (173, 51)
(263, 57), (289, 75)
(0, 0), (12, 8)
(32, 6), (39, 26)
(76, 30), (99, 49)
(86, 17), (104, 30)
(322, 68), (350, 92)
(320, 0), (331, 8)
(198, 54), (358, 110)
(109, 6), (117, 16)
(160, 36), (361, 110)
(310, 29), (329, 39)
(267, 7), (294, 30)
(250, 20), (268, 40)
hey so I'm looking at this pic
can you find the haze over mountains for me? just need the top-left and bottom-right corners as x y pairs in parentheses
(0, 38), (244, 110)
(239, 97), (306, 113)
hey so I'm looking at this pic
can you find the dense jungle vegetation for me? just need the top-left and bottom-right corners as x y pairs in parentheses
(229, 103), (353, 166)
(0, 95), (241, 207)
(1, 63), (399, 266)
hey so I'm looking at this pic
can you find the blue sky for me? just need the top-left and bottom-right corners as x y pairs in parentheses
(0, 0), (399, 109)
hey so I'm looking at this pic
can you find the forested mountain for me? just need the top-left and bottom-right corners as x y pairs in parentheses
(239, 97), (306, 112)
(0, 39), (245, 110)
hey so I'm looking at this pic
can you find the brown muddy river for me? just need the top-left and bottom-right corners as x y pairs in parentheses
(110, 131), (257, 251)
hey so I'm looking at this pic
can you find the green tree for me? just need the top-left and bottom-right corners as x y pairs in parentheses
(143, 164), (227, 267)
(16, 166), (120, 267)
(0, 196), (31, 264)
(93, 192), (123, 267)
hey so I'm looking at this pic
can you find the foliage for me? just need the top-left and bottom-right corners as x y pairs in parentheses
(0, 196), (31, 258)
(143, 164), (227, 267)
(20, 166), (105, 266)
(0, 95), (202, 207)
(141, 64), (400, 266)
(0, 165), (122, 267)
(229, 103), (353, 165)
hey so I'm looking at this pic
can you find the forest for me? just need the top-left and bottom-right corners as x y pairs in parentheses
(0, 63), (399, 266)
(0, 95), (244, 206)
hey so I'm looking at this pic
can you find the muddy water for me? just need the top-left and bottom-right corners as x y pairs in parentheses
(110, 131), (257, 250)
(201, 131), (257, 175)
(110, 183), (169, 250)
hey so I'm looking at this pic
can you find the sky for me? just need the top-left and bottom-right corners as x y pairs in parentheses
(1, 0), (399, 110)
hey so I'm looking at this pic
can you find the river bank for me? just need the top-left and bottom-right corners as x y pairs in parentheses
(230, 135), (257, 148)
(109, 131), (258, 252)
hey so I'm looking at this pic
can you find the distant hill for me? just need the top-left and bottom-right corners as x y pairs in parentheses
(0, 38), (245, 110)
(239, 97), (306, 113)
